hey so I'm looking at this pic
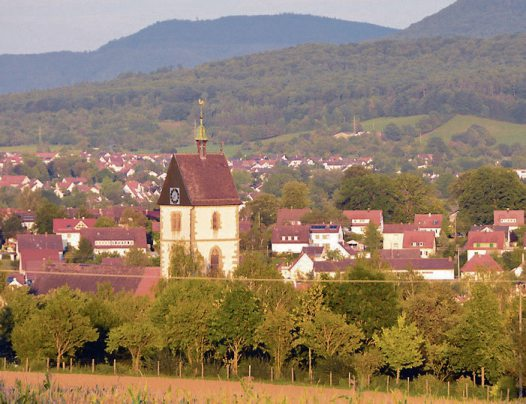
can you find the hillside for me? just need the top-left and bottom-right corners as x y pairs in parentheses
(0, 14), (397, 94)
(399, 0), (526, 39)
(0, 35), (526, 152)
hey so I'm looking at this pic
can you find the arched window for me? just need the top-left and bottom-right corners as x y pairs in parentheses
(209, 247), (222, 276)
(212, 211), (221, 231)
(171, 212), (181, 233)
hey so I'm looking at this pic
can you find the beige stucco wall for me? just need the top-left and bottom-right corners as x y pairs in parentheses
(160, 205), (239, 278)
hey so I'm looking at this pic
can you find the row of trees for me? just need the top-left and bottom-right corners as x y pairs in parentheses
(1, 257), (524, 390)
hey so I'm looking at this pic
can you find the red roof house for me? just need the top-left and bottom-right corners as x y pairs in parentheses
(461, 254), (503, 278)
(494, 210), (524, 229)
(466, 231), (506, 261)
(276, 208), (311, 226)
(80, 227), (147, 256)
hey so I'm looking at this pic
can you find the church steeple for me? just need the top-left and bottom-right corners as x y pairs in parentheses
(195, 99), (208, 159)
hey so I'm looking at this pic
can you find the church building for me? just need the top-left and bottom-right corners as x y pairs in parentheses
(157, 100), (241, 278)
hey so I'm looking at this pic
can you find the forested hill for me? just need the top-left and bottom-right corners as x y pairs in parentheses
(0, 35), (525, 151)
(0, 14), (397, 95)
(398, 0), (526, 39)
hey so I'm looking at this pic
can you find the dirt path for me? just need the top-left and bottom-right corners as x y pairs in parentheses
(0, 371), (482, 403)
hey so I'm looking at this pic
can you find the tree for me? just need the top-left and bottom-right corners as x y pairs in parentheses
(363, 223), (382, 253)
(95, 216), (116, 227)
(325, 260), (399, 338)
(280, 181), (310, 209)
(34, 200), (65, 234)
(301, 309), (363, 367)
(2, 215), (24, 239)
(447, 283), (512, 384)
(451, 167), (526, 228)
(383, 123), (403, 141)
(106, 296), (162, 373)
(119, 207), (147, 228)
(234, 251), (281, 279)
(374, 313), (424, 383)
(245, 193), (279, 226)
(353, 346), (384, 387)
(257, 306), (295, 379)
(66, 237), (94, 263)
(100, 177), (123, 204)
(211, 286), (262, 376)
(168, 243), (204, 277)
(11, 287), (98, 368)
(125, 248), (150, 267)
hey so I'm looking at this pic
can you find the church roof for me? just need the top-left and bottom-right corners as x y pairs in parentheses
(158, 153), (241, 206)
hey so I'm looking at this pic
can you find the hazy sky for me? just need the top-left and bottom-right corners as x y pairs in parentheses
(0, 0), (456, 55)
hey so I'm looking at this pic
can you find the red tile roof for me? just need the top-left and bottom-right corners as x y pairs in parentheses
(53, 218), (97, 234)
(466, 231), (505, 250)
(343, 210), (383, 226)
(380, 249), (421, 259)
(271, 225), (310, 244)
(313, 260), (355, 273)
(276, 208), (311, 225)
(461, 254), (503, 273)
(17, 234), (63, 252)
(414, 213), (443, 229)
(402, 231), (436, 249)
(383, 224), (417, 234)
(494, 210), (524, 227)
(19, 249), (61, 271)
(80, 227), (147, 249)
(158, 154), (241, 206)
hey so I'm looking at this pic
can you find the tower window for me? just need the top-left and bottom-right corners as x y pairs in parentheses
(171, 212), (181, 233)
(212, 211), (221, 231)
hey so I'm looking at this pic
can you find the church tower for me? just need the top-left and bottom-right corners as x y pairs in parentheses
(157, 100), (241, 278)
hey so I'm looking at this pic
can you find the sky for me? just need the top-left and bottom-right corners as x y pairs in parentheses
(0, 0), (456, 55)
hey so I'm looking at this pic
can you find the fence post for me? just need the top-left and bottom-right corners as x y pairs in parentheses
(481, 367), (485, 388)
(113, 359), (116, 375)
(25, 357), (28, 372)
(425, 379), (429, 395)
(91, 359), (95, 373)
(507, 388), (510, 402)
(179, 361), (182, 378)
(348, 372), (351, 388)
(226, 364), (230, 380)
(201, 361), (204, 379)
(248, 364), (251, 378)
(270, 367), (273, 382)
(69, 358), (72, 372)
(330, 371), (333, 387)
(291, 367), (294, 383)
(407, 378), (410, 394)
(157, 361), (160, 376)
(46, 358), (49, 371)
(447, 381), (450, 399)
(487, 386), (490, 401)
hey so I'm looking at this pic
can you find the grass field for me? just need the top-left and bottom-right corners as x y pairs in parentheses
(361, 115), (427, 132)
(428, 115), (526, 144)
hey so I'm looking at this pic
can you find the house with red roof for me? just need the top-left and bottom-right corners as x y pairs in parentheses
(384, 258), (455, 280)
(383, 223), (417, 250)
(343, 210), (383, 235)
(0, 175), (30, 189)
(276, 208), (311, 226)
(53, 218), (97, 248)
(271, 225), (310, 254)
(402, 231), (436, 258)
(494, 209), (524, 230)
(465, 231), (506, 261)
(80, 227), (148, 256)
(414, 213), (444, 237)
(461, 254), (503, 279)
(16, 233), (64, 272)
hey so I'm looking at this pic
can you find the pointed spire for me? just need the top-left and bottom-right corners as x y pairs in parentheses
(195, 99), (208, 159)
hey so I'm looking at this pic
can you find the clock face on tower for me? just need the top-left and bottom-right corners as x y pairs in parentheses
(169, 187), (181, 205)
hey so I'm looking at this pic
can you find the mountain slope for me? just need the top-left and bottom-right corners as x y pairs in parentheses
(398, 0), (526, 39)
(0, 14), (397, 94)
(0, 35), (525, 151)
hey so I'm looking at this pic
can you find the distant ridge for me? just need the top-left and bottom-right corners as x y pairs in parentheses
(398, 0), (526, 39)
(0, 14), (398, 94)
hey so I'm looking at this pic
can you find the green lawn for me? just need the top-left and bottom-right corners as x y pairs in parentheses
(427, 115), (526, 144)
(361, 115), (427, 132)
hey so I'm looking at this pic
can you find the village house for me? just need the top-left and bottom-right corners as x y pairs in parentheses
(16, 233), (64, 273)
(465, 230), (506, 261)
(158, 102), (241, 277)
(402, 231), (436, 258)
(461, 254), (504, 279)
(80, 227), (148, 256)
(343, 209), (383, 235)
(414, 213), (443, 237)
(384, 258), (455, 280)
(53, 218), (97, 249)
(309, 224), (344, 251)
(276, 208), (311, 226)
(382, 224), (417, 250)
(493, 209), (524, 230)
(271, 225), (310, 254)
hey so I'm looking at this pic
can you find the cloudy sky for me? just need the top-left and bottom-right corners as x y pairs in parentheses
(0, 0), (456, 54)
